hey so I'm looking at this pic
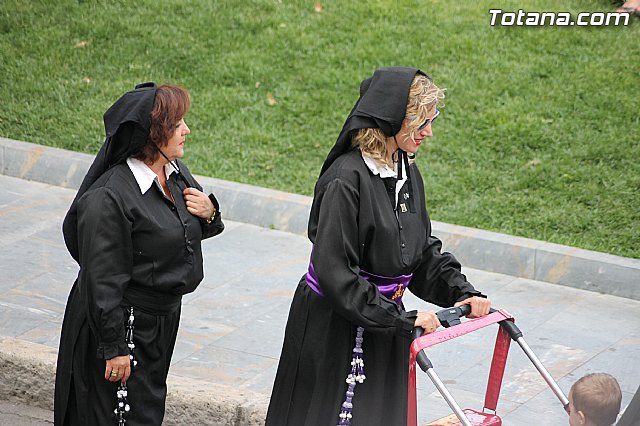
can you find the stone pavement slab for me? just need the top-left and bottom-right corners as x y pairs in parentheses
(0, 400), (53, 425)
(3, 137), (640, 301)
(1, 174), (639, 425)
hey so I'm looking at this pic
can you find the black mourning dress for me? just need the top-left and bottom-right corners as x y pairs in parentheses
(54, 84), (224, 426)
(265, 68), (485, 426)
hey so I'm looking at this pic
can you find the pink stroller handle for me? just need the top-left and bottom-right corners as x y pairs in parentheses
(407, 309), (515, 426)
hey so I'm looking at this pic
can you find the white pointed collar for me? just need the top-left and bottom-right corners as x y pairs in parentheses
(126, 157), (177, 195)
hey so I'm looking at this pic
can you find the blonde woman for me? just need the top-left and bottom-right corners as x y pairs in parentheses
(266, 67), (490, 426)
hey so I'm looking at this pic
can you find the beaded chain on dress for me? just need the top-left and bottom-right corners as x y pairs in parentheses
(337, 326), (366, 426)
(115, 384), (129, 426)
(125, 307), (138, 370)
(114, 307), (137, 425)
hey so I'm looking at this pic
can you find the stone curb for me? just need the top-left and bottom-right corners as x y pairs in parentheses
(1, 137), (638, 300)
(0, 337), (267, 425)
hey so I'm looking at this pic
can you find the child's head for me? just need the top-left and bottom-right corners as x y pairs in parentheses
(569, 373), (622, 426)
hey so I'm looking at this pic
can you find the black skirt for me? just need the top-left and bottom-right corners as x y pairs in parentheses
(56, 286), (181, 426)
(265, 279), (411, 426)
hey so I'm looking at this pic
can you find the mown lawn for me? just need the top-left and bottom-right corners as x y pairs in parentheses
(1, 0), (638, 258)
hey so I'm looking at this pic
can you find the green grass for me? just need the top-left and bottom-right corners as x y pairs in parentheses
(1, 0), (638, 258)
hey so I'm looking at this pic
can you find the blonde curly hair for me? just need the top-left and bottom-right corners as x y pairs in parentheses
(352, 74), (445, 167)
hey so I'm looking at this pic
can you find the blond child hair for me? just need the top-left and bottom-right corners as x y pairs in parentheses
(569, 373), (622, 426)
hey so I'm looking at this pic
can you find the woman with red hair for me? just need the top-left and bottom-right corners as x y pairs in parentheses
(55, 83), (224, 425)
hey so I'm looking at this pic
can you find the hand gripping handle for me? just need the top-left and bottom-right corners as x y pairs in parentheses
(412, 305), (472, 371)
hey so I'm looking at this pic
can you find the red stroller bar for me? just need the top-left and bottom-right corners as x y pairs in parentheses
(407, 306), (570, 426)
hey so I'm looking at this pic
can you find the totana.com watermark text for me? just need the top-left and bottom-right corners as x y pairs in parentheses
(489, 9), (631, 26)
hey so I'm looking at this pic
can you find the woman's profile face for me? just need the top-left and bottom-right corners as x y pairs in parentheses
(164, 118), (190, 161)
(394, 108), (437, 155)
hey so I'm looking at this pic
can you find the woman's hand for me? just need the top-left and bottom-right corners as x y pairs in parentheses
(105, 355), (131, 383)
(414, 311), (441, 334)
(183, 187), (215, 220)
(454, 296), (491, 318)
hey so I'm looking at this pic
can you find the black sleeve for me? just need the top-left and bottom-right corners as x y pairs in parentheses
(200, 193), (224, 239)
(77, 187), (131, 360)
(408, 168), (485, 307)
(312, 178), (416, 337)
(408, 220), (485, 307)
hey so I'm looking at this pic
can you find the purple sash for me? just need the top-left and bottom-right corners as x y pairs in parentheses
(305, 256), (413, 425)
(305, 259), (412, 304)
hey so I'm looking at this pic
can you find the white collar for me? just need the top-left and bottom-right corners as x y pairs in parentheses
(360, 150), (408, 213)
(360, 151), (397, 178)
(126, 157), (177, 195)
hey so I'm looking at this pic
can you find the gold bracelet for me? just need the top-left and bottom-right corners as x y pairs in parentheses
(206, 209), (216, 224)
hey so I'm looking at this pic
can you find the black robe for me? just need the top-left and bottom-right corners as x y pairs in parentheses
(54, 160), (224, 426)
(265, 148), (483, 426)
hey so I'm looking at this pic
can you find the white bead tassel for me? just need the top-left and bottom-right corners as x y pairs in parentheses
(337, 326), (365, 426)
(114, 307), (137, 424)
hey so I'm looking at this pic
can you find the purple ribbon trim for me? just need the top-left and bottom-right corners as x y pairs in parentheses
(305, 259), (412, 304)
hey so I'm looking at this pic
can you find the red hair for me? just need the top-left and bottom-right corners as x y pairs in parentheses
(133, 84), (190, 164)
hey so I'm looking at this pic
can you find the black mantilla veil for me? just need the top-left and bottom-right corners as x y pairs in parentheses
(319, 66), (430, 177)
(62, 82), (157, 262)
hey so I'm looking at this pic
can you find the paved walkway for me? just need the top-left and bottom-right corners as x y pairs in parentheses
(0, 401), (52, 425)
(1, 174), (639, 425)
